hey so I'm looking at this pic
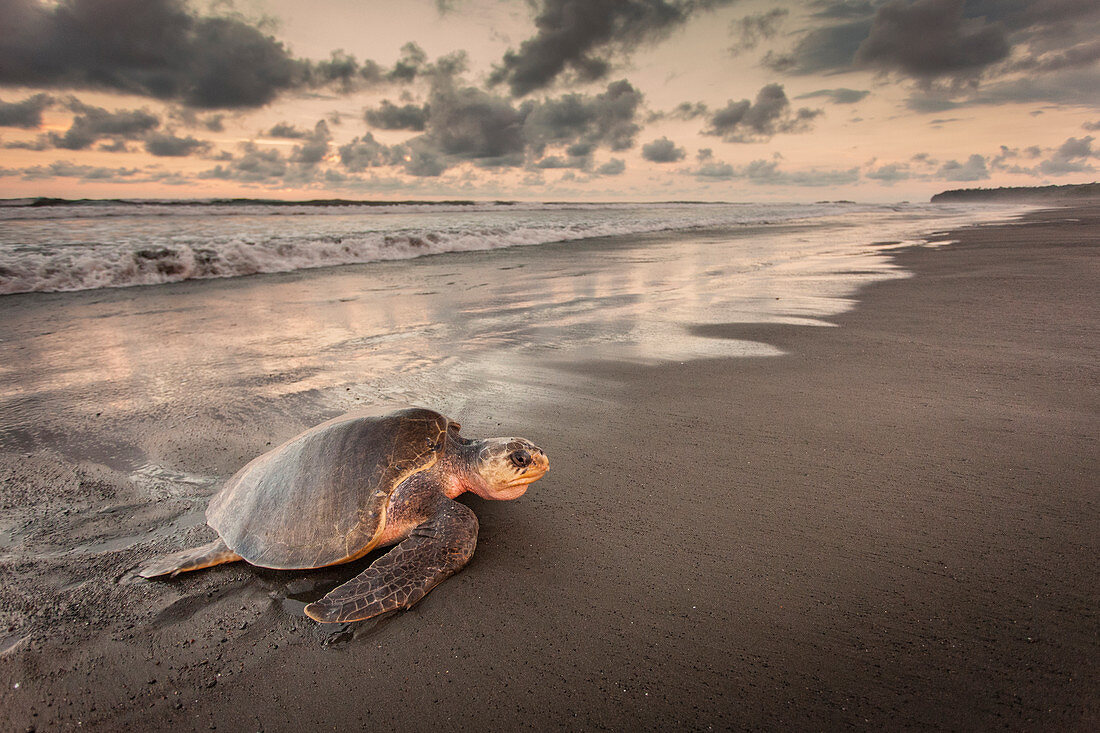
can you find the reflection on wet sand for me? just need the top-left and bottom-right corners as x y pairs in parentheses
(0, 208), (1002, 450)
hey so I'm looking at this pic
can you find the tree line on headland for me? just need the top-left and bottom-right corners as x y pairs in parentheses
(932, 183), (1100, 202)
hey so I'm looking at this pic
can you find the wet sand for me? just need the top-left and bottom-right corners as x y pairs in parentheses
(1, 206), (1098, 730)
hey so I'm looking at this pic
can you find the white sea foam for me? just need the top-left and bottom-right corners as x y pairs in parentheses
(0, 201), (1002, 295)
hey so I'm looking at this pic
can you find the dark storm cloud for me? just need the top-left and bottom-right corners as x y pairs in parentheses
(641, 137), (686, 162)
(365, 101), (431, 131)
(522, 80), (643, 154)
(144, 132), (211, 157)
(489, 0), (739, 96)
(0, 0), (308, 109)
(795, 88), (870, 104)
(0, 94), (52, 128)
(421, 81), (527, 163)
(762, 18), (873, 75)
(770, 0), (1099, 94)
(1006, 39), (1100, 74)
(354, 79), (644, 177)
(49, 102), (160, 150)
(703, 84), (821, 142)
(728, 8), (788, 54)
(809, 1), (878, 20)
(906, 68), (1100, 111)
(855, 0), (1010, 81)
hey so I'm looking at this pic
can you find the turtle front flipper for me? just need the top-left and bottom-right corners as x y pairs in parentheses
(304, 501), (478, 624)
(138, 538), (243, 578)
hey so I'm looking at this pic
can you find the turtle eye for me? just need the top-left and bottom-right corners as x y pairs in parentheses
(510, 450), (531, 468)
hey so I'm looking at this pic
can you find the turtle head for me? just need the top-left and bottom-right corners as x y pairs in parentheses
(462, 437), (549, 500)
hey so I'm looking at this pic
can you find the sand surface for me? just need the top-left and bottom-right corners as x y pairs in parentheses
(1, 206), (1097, 730)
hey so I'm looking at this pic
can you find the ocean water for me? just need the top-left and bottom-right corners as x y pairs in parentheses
(0, 199), (1029, 449)
(0, 200), (1015, 295)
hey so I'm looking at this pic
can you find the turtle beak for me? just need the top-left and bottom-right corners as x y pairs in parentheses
(533, 447), (549, 473)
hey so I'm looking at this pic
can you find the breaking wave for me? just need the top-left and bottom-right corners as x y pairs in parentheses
(0, 200), (912, 294)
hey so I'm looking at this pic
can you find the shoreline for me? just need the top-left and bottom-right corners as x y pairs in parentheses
(1, 205), (1097, 730)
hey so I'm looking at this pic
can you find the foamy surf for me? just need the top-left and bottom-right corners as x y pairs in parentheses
(0, 200), (999, 294)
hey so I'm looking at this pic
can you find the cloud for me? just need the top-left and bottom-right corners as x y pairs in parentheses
(338, 133), (401, 172)
(522, 79), (643, 154)
(0, 0), (308, 109)
(694, 160), (735, 179)
(420, 80), (527, 164)
(365, 100), (431, 131)
(49, 102), (160, 150)
(3, 138), (51, 151)
(703, 84), (821, 142)
(728, 9), (788, 55)
(642, 136), (686, 162)
(854, 0), (1010, 82)
(936, 154), (990, 181)
(795, 88), (870, 104)
(596, 158), (626, 175)
(865, 162), (911, 183)
(762, 17), (873, 74)
(1007, 39), (1100, 74)
(739, 158), (860, 186)
(289, 121), (332, 166)
(905, 68), (1100, 111)
(347, 78), (644, 177)
(533, 155), (588, 169)
(200, 143), (289, 182)
(169, 107), (225, 132)
(1037, 135), (1097, 174)
(144, 132), (211, 157)
(809, 1), (878, 21)
(1085, 120), (1100, 131)
(766, 0), (1100, 90)
(0, 94), (52, 128)
(10, 160), (141, 181)
(266, 123), (312, 139)
(688, 153), (860, 185)
(670, 101), (710, 120)
(489, 0), (738, 96)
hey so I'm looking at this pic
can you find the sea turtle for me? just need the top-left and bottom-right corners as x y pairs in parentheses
(137, 407), (549, 623)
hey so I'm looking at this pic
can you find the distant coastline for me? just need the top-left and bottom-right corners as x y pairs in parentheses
(0, 196), (490, 208)
(0, 197), (844, 209)
(931, 182), (1100, 203)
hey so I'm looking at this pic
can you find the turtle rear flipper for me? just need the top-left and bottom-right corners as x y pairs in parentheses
(138, 538), (243, 578)
(304, 501), (478, 624)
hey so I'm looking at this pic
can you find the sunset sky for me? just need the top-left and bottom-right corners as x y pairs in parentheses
(1, 0), (1098, 202)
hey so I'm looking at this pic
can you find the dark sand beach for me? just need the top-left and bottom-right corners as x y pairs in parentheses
(1, 206), (1097, 731)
